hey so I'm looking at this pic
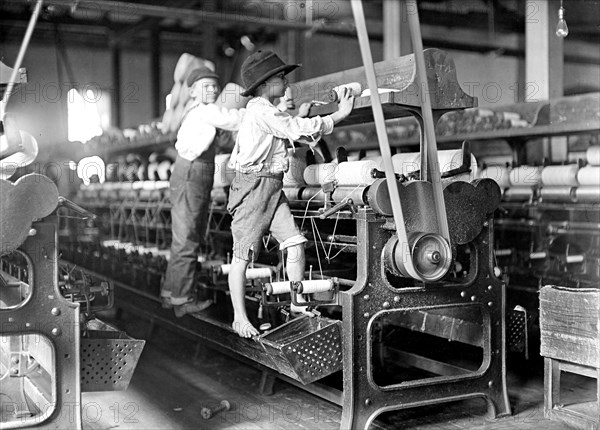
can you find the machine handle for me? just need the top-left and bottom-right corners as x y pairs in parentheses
(319, 198), (354, 219)
(58, 196), (97, 220)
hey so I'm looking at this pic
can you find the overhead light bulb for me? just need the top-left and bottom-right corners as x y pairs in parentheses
(556, 5), (569, 38)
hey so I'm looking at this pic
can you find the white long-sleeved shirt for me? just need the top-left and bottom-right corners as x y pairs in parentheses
(175, 102), (245, 161)
(229, 97), (334, 173)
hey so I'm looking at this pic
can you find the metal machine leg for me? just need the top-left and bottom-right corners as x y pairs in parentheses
(340, 211), (511, 429)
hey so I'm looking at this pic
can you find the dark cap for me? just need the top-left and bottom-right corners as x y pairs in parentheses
(240, 50), (299, 97)
(186, 66), (219, 87)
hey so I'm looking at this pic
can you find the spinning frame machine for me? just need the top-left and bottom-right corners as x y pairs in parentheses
(65, 2), (514, 428)
(2, 1), (598, 429)
(0, 3), (145, 429)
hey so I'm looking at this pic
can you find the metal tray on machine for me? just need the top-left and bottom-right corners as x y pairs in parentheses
(258, 316), (343, 385)
(80, 319), (145, 392)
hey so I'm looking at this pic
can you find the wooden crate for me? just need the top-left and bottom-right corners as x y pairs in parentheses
(540, 286), (599, 430)
(540, 286), (599, 368)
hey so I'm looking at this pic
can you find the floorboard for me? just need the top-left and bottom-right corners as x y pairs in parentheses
(80, 312), (596, 430)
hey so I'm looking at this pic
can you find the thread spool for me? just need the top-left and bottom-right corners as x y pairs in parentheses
(586, 146), (600, 166)
(303, 163), (337, 186)
(509, 119), (529, 128)
(503, 187), (534, 202)
(335, 160), (378, 186)
(500, 111), (521, 121)
(141, 181), (157, 191)
(300, 187), (326, 202)
(328, 82), (362, 102)
(219, 264), (231, 275)
(508, 166), (542, 187)
(575, 186), (600, 202)
(495, 249), (512, 257)
(217, 264), (272, 279)
(540, 187), (576, 202)
(576, 166), (600, 187)
(479, 166), (511, 189)
(246, 268), (273, 280)
(541, 165), (579, 186)
(530, 252), (547, 260)
(331, 187), (367, 205)
(265, 281), (292, 295)
(214, 154), (236, 188)
(295, 279), (333, 294)
(566, 255), (584, 264)
(283, 187), (303, 202)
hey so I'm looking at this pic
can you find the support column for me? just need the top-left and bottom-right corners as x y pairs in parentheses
(150, 24), (161, 119)
(110, 35), (121, 128)
(525, 0), (565, 162)
(384, 0), (411, 59)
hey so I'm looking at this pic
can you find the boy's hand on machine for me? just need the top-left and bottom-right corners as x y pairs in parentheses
(329, 87), (354, 124)
(232, 319), (260, 338)
(337, 87), (354, 117)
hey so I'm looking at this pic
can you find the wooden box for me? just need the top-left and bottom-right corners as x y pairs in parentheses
(540, 286), (599, 367)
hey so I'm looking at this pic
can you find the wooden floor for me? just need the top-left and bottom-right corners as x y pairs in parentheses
(81, 313), (597, 430)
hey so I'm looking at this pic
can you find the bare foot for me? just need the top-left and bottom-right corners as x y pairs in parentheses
(232, 318), (259, 338)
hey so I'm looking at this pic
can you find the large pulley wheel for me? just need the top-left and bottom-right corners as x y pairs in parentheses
(384, 232), (452, 282)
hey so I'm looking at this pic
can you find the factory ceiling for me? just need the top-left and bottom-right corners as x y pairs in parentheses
(1, 0), (599, 55)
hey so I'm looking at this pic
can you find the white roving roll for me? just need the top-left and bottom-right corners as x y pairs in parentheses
(541, 164), (579, 186)
(586, 146), (600, 166)
(391, 152), (420, 176)
(577, 166), (600, 186)
(329, 82), (362, 102)
(335, 160), (378, 186)
(509, 166), (542, 186)
(303, 163), (337, 185)
(479, 166), (511, 189)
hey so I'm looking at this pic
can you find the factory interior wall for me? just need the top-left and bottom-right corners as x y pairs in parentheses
(2, 36), (598, 156)
(2, 42), (181, 152)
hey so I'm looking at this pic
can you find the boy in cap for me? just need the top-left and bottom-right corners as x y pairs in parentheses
(161, 66), (245, 317)
(227, 50), (354, 338)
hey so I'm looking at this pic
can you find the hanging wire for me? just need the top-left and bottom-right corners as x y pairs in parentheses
(0, 0), (43, 117)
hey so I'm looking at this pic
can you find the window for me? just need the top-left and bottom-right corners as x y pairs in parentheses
(67, 88), (110, 143)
